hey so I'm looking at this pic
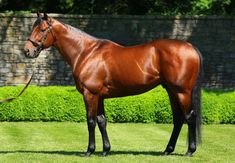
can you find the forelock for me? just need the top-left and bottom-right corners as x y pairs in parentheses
(33, 17), (42, 28)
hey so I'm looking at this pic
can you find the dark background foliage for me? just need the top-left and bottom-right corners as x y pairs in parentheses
(0, 0), (235, 15)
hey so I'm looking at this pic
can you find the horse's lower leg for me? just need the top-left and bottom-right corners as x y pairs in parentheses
(97, 115), (111, 156)
(164, 112), (184, 155)
(164, 89), (184, 155)
(185, 110), (197, 156)
(97, 98), (111, 156)
(86, 116), (97, 156)
(177, 92), (197, 156)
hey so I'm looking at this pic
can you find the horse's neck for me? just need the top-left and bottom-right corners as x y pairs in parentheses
(52, 21), (98, 69)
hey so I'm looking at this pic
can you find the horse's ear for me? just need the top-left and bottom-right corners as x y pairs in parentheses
(43, 12), (48, 20)
(37, 12), (42, 17)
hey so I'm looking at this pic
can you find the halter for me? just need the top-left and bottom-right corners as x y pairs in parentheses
(27, 17), (56, 49)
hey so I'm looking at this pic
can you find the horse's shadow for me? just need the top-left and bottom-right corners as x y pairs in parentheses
(0, 150), (184, 157)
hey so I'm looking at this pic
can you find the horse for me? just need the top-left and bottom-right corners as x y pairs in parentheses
(24, 13), (203, 157)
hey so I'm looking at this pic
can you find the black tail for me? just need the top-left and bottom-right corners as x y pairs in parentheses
(192, 47), (203, 144)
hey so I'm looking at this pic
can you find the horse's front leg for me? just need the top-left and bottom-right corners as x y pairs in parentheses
(83, 88), (99, 156)
(97, 97), (111, 156)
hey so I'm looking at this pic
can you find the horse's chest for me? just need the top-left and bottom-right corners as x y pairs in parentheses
(73, 63), (107, 95)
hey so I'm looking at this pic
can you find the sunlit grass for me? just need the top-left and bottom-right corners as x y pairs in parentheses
(0, 122), (233, 163)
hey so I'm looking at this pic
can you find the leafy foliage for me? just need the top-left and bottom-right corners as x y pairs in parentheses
(0, 86), (234, 124)
(0, 0), (235, 15)
(202, 89), (235, 124)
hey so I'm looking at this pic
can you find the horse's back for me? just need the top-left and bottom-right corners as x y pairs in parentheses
(107, 39), (200, 94)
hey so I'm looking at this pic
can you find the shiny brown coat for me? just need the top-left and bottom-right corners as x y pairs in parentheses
(24, 13), (203, 157)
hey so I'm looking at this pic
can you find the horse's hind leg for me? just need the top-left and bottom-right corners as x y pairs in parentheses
(97, 97), (111, 156)
(164, 89), (185, 155)
(177, 92), (197, 156)
(185, 108), (197, 156)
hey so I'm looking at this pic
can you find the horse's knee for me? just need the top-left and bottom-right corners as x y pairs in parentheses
(97, 115), (106, 126)
(87, 117), (96, 129)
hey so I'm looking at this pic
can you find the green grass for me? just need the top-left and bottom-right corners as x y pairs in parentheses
(0, 123), (234, 163)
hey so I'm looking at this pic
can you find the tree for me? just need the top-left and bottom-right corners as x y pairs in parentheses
(0, 0), (234, 15)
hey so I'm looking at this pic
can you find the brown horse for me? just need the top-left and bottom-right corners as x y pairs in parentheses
(24, 13), (203, 157)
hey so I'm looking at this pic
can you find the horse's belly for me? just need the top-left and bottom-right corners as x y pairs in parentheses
(104, 76), (161, 98)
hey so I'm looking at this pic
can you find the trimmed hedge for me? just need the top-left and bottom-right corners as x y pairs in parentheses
(0, 86), (234, 124)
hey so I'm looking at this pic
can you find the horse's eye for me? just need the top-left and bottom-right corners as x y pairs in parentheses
(40, 29), (46, 32)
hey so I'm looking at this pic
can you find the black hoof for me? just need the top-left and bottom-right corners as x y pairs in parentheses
(85, 150), (95, 157)
(163, 151), (170, 155)
(100, 151), (109, 157)
(85, 152), (92, 157)
(163, 146), (174, 155)
(101, 146), (110, 157)
(163, 150), (173, 156)
(184, 152), (193, 157)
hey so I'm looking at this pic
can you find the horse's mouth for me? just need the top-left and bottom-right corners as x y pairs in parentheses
(25, 48), (42, 58)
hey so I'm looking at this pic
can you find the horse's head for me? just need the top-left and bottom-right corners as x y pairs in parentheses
(24, 12), (56, 58)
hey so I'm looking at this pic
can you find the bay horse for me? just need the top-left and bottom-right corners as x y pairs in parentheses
(24, 13), (203, 157)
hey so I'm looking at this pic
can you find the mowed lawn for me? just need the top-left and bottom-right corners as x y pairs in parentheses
(0, 122), (234, 163)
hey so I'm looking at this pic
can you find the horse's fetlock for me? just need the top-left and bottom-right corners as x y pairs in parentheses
(103, 143), (111, 151)
(164, 145), (174, 155)
(86, 145), (96, 156)
(190, 143), (196, 152)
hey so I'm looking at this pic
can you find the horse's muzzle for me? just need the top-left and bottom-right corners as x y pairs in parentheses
(24, 48), (30, 57)
(24, 48), (41, 58)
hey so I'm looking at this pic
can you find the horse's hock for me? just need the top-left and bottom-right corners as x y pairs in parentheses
(0, 13), (234, 89)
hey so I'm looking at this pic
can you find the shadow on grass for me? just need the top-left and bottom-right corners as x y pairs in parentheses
(0, 150), (84, 156)
(110, 151), (184, 156)
(0, 150), (184, 157)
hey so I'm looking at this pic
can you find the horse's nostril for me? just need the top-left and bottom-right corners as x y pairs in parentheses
(24, 49), (30, 56)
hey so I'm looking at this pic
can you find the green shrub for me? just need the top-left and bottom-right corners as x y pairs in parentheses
(0, 86), (234, 124)
(105, 88), (168, 123)
(202, 89), (235, 124)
